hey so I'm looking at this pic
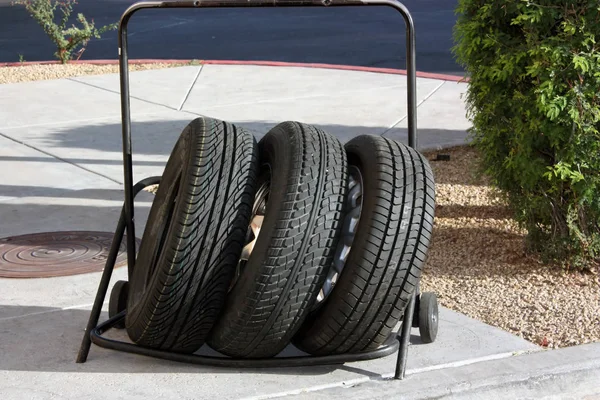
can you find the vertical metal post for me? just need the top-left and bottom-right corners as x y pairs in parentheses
(369, 0), (417, 149)
(404, 9), (417, 150)
(118, 11), (139, 279)
(394, 291), (416, 379)
(385, 0), (418, 379)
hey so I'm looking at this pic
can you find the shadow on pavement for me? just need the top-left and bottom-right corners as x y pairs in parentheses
(0, 186), (153, 238)
(0, 118), (468, 242)
(0, 185), (126, 200)
(0, 305), (350, 376)
(42, 118), (468, 155)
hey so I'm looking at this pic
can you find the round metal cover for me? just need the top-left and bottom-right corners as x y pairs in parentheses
(0, 231), (140, 278)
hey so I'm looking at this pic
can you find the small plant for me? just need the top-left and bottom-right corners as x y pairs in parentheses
(453, 0), (600, 269)
(12, 0), (117, 64)
(18, 54), (26, 63)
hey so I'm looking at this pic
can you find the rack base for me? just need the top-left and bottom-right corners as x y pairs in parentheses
(90, 311), (402, 369)
(75, 176), (418, 378)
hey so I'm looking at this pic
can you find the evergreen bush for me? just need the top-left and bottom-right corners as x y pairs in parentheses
(453, 0), (600, 268)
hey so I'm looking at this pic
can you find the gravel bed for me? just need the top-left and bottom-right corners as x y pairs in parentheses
(0, 63), (182, 84)
(421, 145), (600, 349)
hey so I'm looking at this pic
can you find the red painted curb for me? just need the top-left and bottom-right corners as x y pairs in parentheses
(0, 59), (469, 83)
(201, 60), (469, 82)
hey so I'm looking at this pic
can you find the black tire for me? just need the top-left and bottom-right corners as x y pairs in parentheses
(125, 117), (259, 353)
(109, 280), (129, 329)
(418, 292), (439, 344)
(294, 135), (435, 355)
(207, 121), (348, 358)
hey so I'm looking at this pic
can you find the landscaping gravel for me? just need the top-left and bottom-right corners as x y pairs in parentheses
(421, 146), (600, 349)
(2, 63), (597, 349)
(0, 63), (181, 84)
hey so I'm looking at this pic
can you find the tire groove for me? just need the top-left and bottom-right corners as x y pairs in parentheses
(208, 121), (347, 358)
(351, 137), (415, 349)
(308, 138), (399, 353)
(360, 141), (422, 348)
(163, 121), (235, 348)
(155, 121), (226, 348)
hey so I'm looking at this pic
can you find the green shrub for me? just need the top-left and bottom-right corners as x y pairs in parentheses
(12, 0), (117, 64)
(453, 0), (600, 269)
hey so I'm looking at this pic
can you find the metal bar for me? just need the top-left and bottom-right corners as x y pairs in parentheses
(91, 312), (399, 367)
(394, 290), (416, 379)
(118, 13), (136, 277)
(125, 176), (162, 276)
(116, 2), (418, 252)
(75, 212), (126, 363)
(76, 177), (161, 363)
(363, 0), (417, 149)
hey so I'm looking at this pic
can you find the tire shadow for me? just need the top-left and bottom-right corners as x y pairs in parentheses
(0, 305), (339, 376)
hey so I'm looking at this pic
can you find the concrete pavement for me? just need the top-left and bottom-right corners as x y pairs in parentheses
(0, 63), (597, 399)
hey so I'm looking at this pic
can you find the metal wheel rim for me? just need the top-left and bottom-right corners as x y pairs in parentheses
(317, 165), (363, 304)
(232, 170), (271, 288)
(233, 165), (364, 303)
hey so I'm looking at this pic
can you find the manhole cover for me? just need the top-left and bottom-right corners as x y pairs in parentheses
(0, 231), (141, 278)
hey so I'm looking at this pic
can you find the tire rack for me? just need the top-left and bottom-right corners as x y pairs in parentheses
(76, 0), (431, 380)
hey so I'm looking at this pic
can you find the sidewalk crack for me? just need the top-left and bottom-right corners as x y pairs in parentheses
(178, 64), (204, 111)
(67, 77), (178, 111)
(381, 80), (447, 136)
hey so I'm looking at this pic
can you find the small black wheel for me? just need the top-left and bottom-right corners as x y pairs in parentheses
(109, 280), (129, 329)
(418, 292), (438, 343)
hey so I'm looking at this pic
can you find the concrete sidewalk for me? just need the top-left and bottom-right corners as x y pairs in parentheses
(0, 64), (470, 238)
(0, 64), (596, 399)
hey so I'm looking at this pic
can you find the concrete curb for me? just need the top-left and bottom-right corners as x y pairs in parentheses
(0, 59), (470, 83)
(278, 342), (600, 400)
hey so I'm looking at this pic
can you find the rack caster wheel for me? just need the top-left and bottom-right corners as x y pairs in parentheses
(416, 292), (438, 343)
(108, 280), (129, 329)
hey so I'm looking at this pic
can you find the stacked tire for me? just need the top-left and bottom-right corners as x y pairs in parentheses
(115, 116), (436, 357)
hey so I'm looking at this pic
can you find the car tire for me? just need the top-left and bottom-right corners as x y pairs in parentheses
(125, 116), (259, 354)
(207, 121), (348, 358)
(294, 134), (435, 355)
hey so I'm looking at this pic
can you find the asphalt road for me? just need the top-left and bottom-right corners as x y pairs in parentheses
(0, 0), (463, 74)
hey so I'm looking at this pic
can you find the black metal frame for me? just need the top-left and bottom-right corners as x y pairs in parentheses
(76, 0), (420, 381)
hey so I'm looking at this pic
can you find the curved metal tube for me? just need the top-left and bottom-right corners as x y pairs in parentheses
(90, 311), (400, 368)
(117, 1), (417, 277)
